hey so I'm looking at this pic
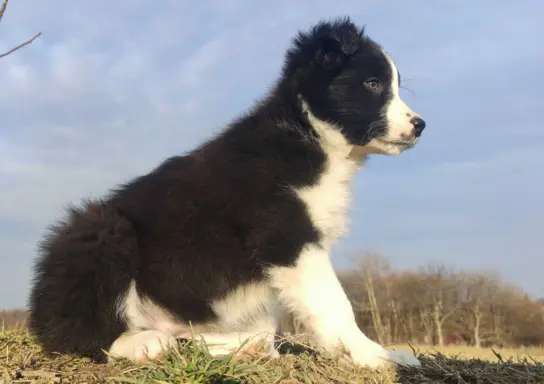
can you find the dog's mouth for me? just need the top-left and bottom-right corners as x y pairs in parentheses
(375, 138), (418, 148)
(353, 136), (419, 156)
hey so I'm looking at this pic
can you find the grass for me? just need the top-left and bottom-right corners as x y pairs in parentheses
(1, 330), (544, 384)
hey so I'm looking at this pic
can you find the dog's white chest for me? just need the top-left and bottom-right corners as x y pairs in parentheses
(297, 154), (356, 246)
(294, 113), (359, 247)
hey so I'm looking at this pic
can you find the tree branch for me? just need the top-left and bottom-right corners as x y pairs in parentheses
(0, 0), (41, 58)
(0, 31), (41, 58)
(0, 0), (8, 23)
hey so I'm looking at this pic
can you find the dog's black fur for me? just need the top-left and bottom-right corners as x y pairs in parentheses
(28, 17), (411, 362)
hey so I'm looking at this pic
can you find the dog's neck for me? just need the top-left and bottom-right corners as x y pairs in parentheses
(300, 99), (368, 167)
(348, 145), (371, 163)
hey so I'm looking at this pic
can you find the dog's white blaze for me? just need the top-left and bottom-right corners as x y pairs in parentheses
(382, 51), (416, 138)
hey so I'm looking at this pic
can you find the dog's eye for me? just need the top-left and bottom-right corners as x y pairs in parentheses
(364, 78), (380, 91)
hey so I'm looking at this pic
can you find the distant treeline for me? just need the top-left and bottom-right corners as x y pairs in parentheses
(0, 309), (28, 332)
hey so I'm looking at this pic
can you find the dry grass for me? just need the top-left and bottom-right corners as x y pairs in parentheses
(392, 343), (544, 362)
(1, 330), (544, 384)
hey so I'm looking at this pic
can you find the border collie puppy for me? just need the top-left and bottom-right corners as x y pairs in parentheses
(29, 17), (426, 369)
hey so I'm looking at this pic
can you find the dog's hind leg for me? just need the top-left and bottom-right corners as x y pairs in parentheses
(182, 329), (279, 358)
(107, 329), (178, 363)
(108, 319), (279, 362)
(180, 311), (280, 358)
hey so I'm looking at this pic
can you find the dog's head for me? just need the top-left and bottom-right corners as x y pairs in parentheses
(283, 17), (426, 155)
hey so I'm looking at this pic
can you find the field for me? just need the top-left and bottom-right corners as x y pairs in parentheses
(1, 330), (544, 384)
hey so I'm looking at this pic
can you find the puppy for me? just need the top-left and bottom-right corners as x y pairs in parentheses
(29, 17), (426, 369)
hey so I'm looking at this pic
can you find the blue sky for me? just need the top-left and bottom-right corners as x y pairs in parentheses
(1, 0), (543, 309)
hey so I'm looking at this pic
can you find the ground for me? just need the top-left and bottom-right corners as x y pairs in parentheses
(1, 330), (543, 384)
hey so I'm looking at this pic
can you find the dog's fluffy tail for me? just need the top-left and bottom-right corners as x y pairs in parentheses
(28, 200), (139, 362)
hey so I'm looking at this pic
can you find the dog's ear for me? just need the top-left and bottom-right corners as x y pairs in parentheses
(311, 22), (360, 70)
(284, 18), (362, 77)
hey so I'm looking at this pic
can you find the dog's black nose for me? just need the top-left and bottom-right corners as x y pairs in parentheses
(411, 117), (426, 137)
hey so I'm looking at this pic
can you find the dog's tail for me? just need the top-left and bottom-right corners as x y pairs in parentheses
(28, 200), (139, 362)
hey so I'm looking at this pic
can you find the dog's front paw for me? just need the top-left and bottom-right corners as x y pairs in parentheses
(350, 346), (420, 369)
(349, 345), (390, 369)
(386, 349), (421, 367)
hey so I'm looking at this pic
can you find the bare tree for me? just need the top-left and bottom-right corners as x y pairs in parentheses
(391, 272), (424, 343)
(361, 256), (387, 344)
(355, 253), (393, 345)
(467, 275), (485, 348)
(419, 264), (460, 346)
(0, 0), (41, 58)
(457, 271), (501, 347)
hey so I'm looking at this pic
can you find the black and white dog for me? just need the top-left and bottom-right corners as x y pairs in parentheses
(29, 17), (426, 369)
